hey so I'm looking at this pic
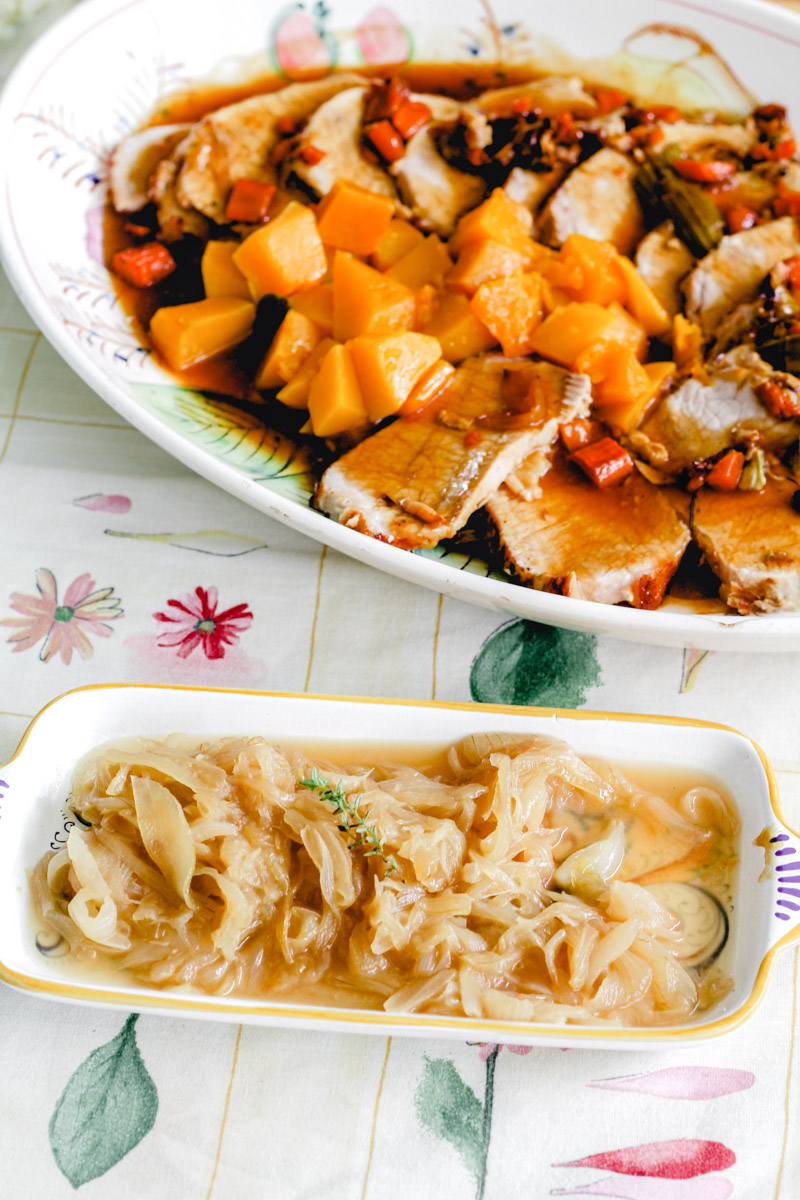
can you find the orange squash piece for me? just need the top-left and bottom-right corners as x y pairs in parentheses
(386, 235), (452, 289)
(574, 302), (647, 382)
(233, 201), (327, 299)
(308, 343), (368, 436)
(615, 255), (672, 337)
(470, 273), (543, 357)
(401, 359), (456, 415)
(276, 337), (335, 409)
(450, 188), (533, 257)
(559, 234), (627, 306)
(423, 292), (497, 361)
(528, 302), (615, 370)
(255, 310), (321, 390)
(200, 241), (251, 300)
(447, 239), (528, 296)
(289, 282), (334, 335)
(316, 180), (396, 256)
(349, 332), (442, 421)
(371, 218), (425, 270)
(149, 297), (255, 370)
(596, 358), (676, 433)
(332, 252), (416, 341)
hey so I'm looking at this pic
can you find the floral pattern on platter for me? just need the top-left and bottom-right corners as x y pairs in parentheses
(1, 569), (124, 664)
(153, 585), (253, 659)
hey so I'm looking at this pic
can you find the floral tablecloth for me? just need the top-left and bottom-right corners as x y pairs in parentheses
(2, 5), (800, 1198)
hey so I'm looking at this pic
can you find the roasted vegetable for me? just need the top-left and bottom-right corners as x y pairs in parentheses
(635, 148), (725, 258)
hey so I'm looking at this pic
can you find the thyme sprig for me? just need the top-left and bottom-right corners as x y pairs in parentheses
(300, 768), (398, 875)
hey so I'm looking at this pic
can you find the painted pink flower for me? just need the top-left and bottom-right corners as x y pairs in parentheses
(154, 586), (253, 660)
(1, 569), (123, 664)
(475, 1042), (532, 1060)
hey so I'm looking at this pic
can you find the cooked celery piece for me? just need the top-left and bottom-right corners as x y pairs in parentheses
(739, 448), (767, 491)
(635, 147), (725, 259)
(757, 334), (800, 375)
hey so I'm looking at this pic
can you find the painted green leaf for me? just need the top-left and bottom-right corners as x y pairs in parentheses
(49, 1014), (158, 1189)
(470, 619), (601, 709)
(105, 529), (269, 557)
(131, 383), (315, 503)
(415, 1057), (484, 1181)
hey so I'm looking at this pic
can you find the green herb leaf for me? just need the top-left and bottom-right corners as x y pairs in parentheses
(301, 770), (398, 874)
(49, 1014), (158, 1188)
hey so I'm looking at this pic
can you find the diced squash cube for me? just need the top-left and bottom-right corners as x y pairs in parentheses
(447, 239), (528, 296)
(559, 234), (627, 306)
(233, 201), (326, 299)
(450, 188), (533, 256)
(615, 255), (672, 337)
(594, 346), (650, 410)
(414, 284), (438, 329)
(574, 301), (647, 381)
(528, 302), (615, 370)
(539, 255), (586, 293)
(289, 283), (334, 335)
(540, 277), (572, 314)
(595, 357), (676, 433)
(200, 241), (251, 299)
(276, 337), (335, 408)
(617, 256), (672, 339)
(470, 273), (543, 357)
(349, 332), (442, 421)
(149, 297), (255, 371)
(401, 359), (456, 415)
(308, 343), (368, 436)
(316, 180), (396, 256)
(371, 219), (425, 270)
(673, 314), (704, 368)
(423, 292), (497, 361)
(386, 235), (452, 289)
(332, 252), (416, 341)
(255, 310), (321, 390)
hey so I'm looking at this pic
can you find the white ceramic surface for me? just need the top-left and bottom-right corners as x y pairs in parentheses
(3, 0), (800, 650)
(0, 685), (797, 1047)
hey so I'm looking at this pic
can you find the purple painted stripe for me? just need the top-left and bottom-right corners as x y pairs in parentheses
(778, 888), (800, 899)
(775, 848), (796, 857)
(0, 780), (7, 789)
(777, 898), (800, 911)
(777, 877), (800, 886)
(776, 911), (791, 921)
(771, 834), (790, 843)
(776, 861), (800, 871)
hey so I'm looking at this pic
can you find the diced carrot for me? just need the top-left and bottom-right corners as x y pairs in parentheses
(756, 379), (800, 418)
(365, 120), (406, 163)
(774, 191), (800, 216)
(300, 144), (326, 165)
(776, 136), (798, 159)
(571, 437), (634, 488)
(706, 449), (745, 491)
(673, 159), (736, 183)
(112, 242), (176, 288)
(785, 256), (800, 290)
(559, 419), (596, 453)
(271, 138), (296, 165)
(392, 100), (432, 140)
(364, 76), (411, 122)
(225, 180), (275, 224)
(727, 204), (758, 233)
(511, 96), (532, 114)
(276, 116), (298, 135)
(649, 104), (682, 122)
(594, 86), (628, 114)
(123, 221), (152, 238)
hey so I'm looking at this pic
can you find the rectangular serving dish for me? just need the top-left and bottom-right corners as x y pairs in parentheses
(1, 685), (798, 1048)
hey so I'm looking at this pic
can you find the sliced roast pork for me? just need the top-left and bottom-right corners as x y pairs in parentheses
(288, 87), (396, 199)
(109, 124), (192, 213)
(488, 457), (690, 607)
(633, 346), (800, 473)
(172, 74), (368, 222)
(692, 474), (800, 613)
(316, 359), (591, 549)
(392, 96), (484, 236)
(634, 221), (695, 319)
(682, 216), (800, 337)
(538, 148), (644, 254)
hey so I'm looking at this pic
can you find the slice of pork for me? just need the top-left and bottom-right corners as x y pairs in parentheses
(634, 221), (695, 319)
(392, 96), (484, 236)
(316, 359), (591, 549)
(173, 74), (368, 222)
(683, 216), (800, 337)
(538, 148), (644, 254)
(503, 166), (566, 213)
(652, 119), (755, 157)
(148, 145), (209, 242)
(288, 86), (396, 199)
(475, 76), (598, 119)
(488, 456), (690, 607)
(692, 473), (800, 613)
(109, 124), (192, 213)
(634, 346), (800, 473)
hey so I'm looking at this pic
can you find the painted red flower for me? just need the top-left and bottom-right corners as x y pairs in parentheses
(153, 586), (253, 659)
